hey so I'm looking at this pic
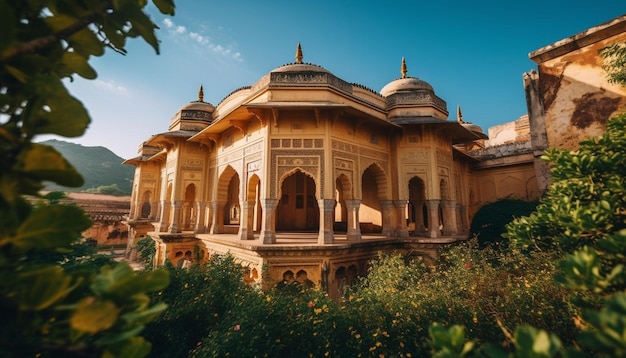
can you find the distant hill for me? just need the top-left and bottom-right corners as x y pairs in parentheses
(40, 139), (134, 195)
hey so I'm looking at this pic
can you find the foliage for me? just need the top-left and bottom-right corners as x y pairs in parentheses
(433, 114), (626, 357)
(0, 0), (175, 356)
(135, 236), (156, 267)
(469, 198), (538, 248)
(172, 246), (574, 357)
(86, 183), (127, 196)
(145, 254), (256, 358)
(600, 42), (626, 86)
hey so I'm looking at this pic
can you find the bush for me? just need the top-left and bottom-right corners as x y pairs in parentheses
(469, 198), (538, 248)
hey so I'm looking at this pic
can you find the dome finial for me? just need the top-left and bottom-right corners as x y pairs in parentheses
(198, 85), (204, 102)
(457, 105), (465, 123)
(295, 42), (303, 64)
(401, 57), (407, 79)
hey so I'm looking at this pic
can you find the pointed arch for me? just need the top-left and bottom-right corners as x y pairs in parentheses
(334, 174), (352, 230)
(360, 163), (389, 233)
(182, 183), (196, 230)
(216, 165), (241, 226)
(277, 169), (319, 231)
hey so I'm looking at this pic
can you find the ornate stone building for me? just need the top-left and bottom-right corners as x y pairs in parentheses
(124, 44), (536, 299)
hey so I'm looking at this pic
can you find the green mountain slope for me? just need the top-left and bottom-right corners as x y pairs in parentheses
(41, 139), (135, 195)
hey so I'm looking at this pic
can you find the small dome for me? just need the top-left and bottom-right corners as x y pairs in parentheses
(168, 86), (215, 131)
(380, 58), (434, 97)
(462, 122), (485, 135)
(178, 100), (215, 112)
(380, 76), (434, 97)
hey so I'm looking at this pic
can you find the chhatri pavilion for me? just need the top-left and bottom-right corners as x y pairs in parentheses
(124, 44), (537, 299)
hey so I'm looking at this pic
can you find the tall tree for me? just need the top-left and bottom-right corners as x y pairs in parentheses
(0, 1), (175, 356)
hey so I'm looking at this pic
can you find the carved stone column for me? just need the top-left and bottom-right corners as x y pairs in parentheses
(209, 201), (225, 234)
(344, 199), (362, 241)
(194, 201), (207, 234)
(425, 200), (441, 238)
(380, 200), (395, 237)
(239, 201), (256, 240)
(158, 200), (171, 232)
(415, 200), (426, 233)
(441, 200), (458, 236)
(151, 200), (160, 221)
(318, 199), (335, 244)
(168, 200), (182, 233)
(260, 199), (279, 244)
(393, 200), (409, 238)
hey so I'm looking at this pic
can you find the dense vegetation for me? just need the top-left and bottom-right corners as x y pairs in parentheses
(0, 0), (174, 356)
(42, 139), (134, 195)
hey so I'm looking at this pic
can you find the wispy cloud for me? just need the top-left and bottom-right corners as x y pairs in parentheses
(93, 79), (128, 94)
(162, 18), (242, 61)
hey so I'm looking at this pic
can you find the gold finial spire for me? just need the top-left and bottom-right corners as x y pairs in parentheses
(457, 105), (465, 123)
(295, 42), (303, 64)
(401, 57), (407, 78)
(198, 85), (204, 102)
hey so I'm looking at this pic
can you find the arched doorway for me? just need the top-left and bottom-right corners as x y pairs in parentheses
(334, 174), (352, 232)
(277, 170), (319, 231)
(141, 190), (151, 219)
(360, 164), (387, 233)
(182, 184), (196, 230)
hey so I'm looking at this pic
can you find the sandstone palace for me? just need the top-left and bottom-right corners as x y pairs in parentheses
(124, 16), (626, 300)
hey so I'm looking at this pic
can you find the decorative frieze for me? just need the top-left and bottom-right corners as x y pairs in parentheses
(180, 158), (203, 170)
(271, 150), (324, 198)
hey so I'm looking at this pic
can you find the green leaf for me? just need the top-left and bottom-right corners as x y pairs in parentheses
(20, 75), (90, 138)
(120, 302), (168, 325)
(71, 297), (120, 333)
(61, 51), (97, 79)
(152, 0), (176, 16)
(102, 336), (152, 358)
(13, 266), (77, 310)
(13, 204), (91, 250)
(15, 143), (84, 187)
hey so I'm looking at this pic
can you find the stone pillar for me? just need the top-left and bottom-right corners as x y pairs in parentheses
(380, 200), (395, 237)
(209, 201), (225, 234)
(260, 199), (279, 244)
(182, 201), (191, 230)
(318, 199), (335, 244)
(168, 200), (182, 233)
(194, 201), (207, 234)
(393, 200), (409, 238)
(238, 201), (256, 240)
(456, 203), (466, 234)
(151, 200), (160, 221)
(344, 199), (362, 241)
(415, 200), (426, 233)
(158, 200), (171, 232)
(441, 200), (458, 236)
(425, 200), (441, 238)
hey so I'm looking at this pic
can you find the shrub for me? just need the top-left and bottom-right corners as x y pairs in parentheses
(469, 198), (538, 248)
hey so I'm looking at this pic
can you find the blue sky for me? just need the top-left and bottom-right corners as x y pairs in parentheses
(59, 1), (626, 159)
